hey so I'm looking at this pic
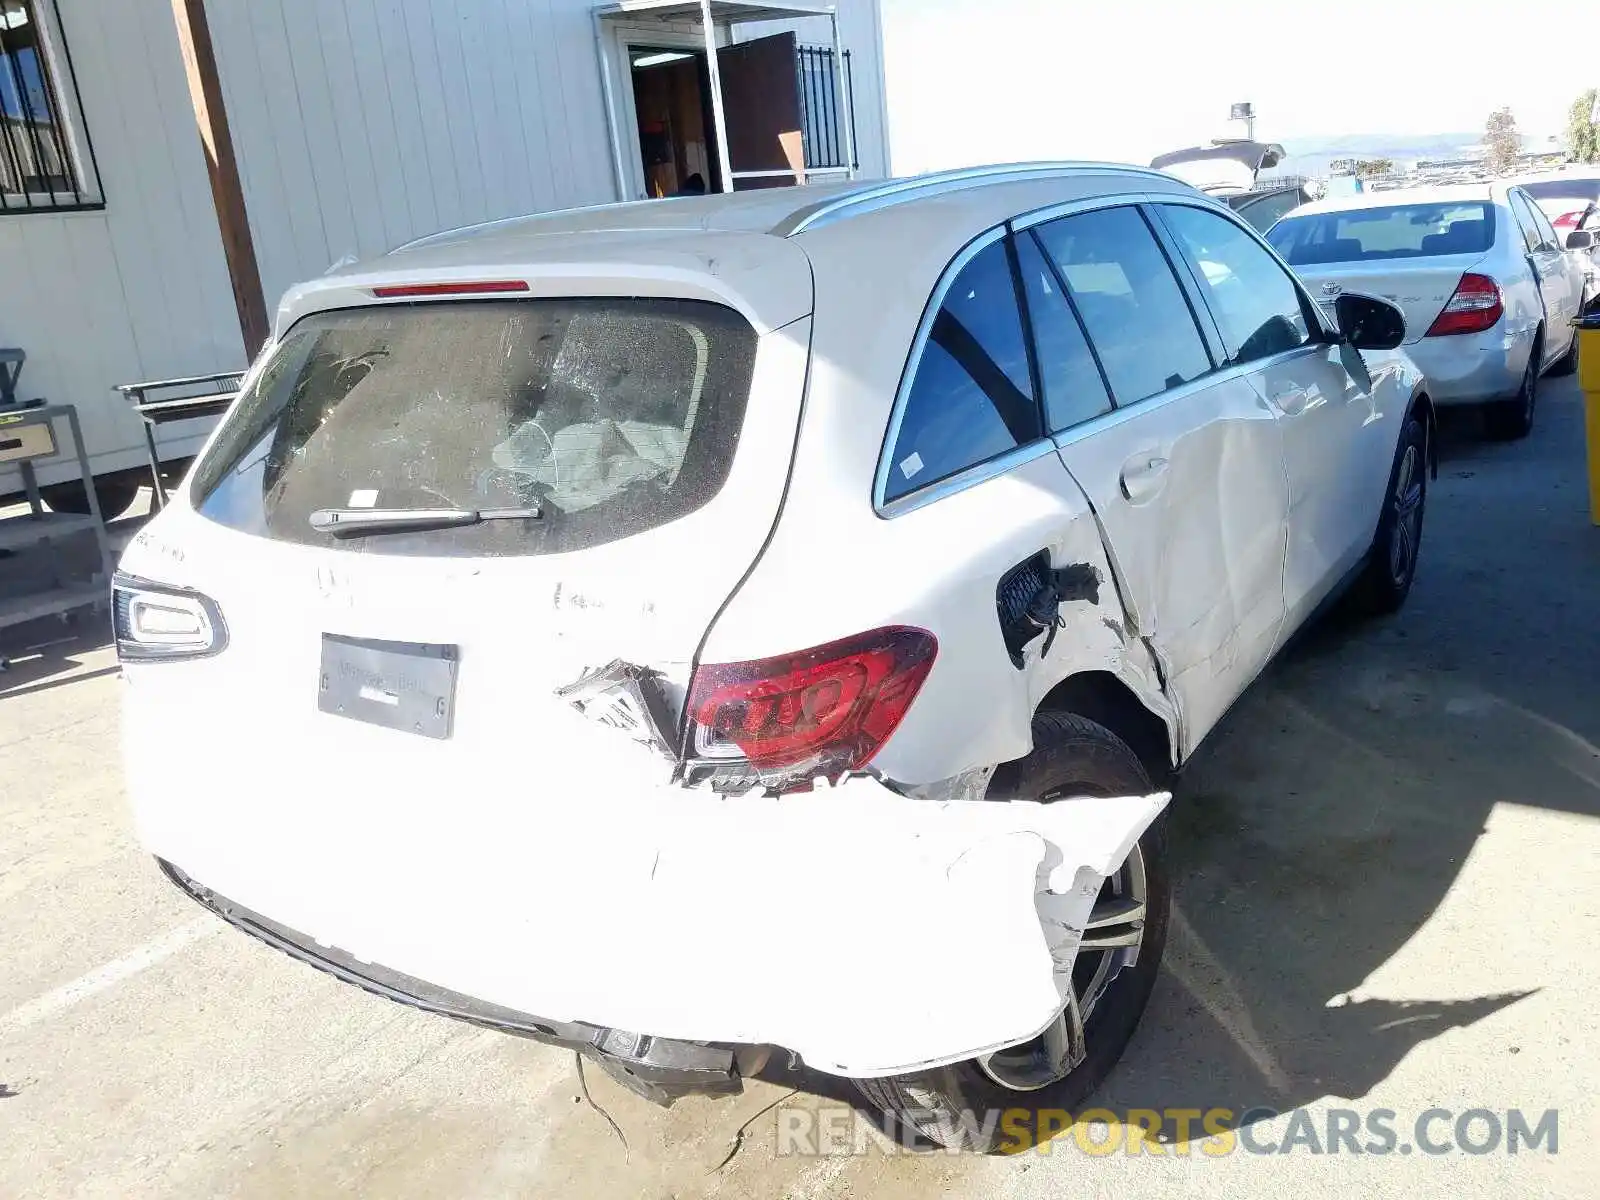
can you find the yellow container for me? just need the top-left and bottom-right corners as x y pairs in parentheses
(1579, 321), (1600, 394)
(1579, 317), (1600, 525)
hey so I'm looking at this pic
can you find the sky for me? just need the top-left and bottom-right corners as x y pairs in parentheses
(878, 0), (1591, 173)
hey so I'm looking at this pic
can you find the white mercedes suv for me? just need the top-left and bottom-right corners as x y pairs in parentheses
(116, 164), (1430, 1152)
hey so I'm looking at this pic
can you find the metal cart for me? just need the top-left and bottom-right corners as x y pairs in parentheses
(0, 349), (115, 651)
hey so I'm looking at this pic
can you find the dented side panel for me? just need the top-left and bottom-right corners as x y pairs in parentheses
(702, 449), (1177, 785)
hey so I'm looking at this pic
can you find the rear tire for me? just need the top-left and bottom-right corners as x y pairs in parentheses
(39, 476), (142, 521)
(852, 712), (1170, 1154)
(1548, 328), (1578, 377)
(1486, 335), (1540, 440)
(1351, 413), (1427, 616)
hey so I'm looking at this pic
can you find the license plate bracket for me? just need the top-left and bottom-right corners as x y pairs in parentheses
(318, 635), (458, 739)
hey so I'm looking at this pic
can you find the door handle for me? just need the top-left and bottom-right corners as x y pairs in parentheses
(1272, 387), (1311, 416)
(1119, 453), (1170, 504)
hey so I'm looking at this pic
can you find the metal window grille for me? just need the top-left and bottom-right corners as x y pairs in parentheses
(0, 0), (100, 212)
(797, 45), (857, 173)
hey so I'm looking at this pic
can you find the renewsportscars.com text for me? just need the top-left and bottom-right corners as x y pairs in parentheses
(776, 1105), (1559, 1157)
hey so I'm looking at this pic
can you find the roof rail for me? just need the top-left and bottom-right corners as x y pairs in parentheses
(774, 161), (1178, 237)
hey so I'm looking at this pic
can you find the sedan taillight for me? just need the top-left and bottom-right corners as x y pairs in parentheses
(686, 626), (937, 779)
(1425, 273), (1503, 337)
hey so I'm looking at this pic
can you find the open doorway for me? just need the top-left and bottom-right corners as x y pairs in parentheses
(629, 46), (719, 198)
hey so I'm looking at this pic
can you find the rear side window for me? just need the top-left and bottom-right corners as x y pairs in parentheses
(1159, 204), (1312, 365)
(884, 238), (1040, 503)
(1014, 231), (1112, 432)
(1507, 192), (1543, 253)
(1268, 202), (1494, 264)
(190, 298), (758, 556)
(1032, 206), (1212, 405)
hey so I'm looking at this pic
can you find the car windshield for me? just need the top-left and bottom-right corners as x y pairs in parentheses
(1521, 179), (1600, 207)
(189, 298), (758, 557)
(1267, 202), (1495, 265)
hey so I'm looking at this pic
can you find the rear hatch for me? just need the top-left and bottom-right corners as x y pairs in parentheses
(1268, 198), (1495, 342)
(124, 281), (813, 947)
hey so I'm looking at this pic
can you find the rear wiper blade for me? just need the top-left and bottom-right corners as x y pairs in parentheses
(308, 505), (543, 537)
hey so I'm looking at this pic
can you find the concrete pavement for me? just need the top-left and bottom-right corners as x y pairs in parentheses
(2, 381), (1596, 1198)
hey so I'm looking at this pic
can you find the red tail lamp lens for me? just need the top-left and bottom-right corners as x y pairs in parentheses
(1425, 273), (1503, 337)
(687, 627), (938, 774)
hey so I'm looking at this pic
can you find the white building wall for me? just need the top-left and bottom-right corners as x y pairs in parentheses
(1, 0), (888, 494)
(0, 0), (241, 488)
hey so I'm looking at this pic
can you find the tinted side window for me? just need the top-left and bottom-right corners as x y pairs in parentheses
(1160, 204), (1312, 365)
(1508, 193), (1542, 253)
(1015, 232), (1113, 432)
(1033, 206), (1211, 405)
(885, 238), (1041, 503)
(1527, 197), (1561, 251)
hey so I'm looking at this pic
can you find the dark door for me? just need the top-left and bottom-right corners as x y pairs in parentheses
(717, 33), (804, 190)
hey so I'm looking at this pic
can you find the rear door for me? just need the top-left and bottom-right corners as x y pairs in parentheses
(1153, 199), (1391, 627)
(1509, 188), (1577, 363)
(1024, 201), (1290, 746)
(717, 33), (805, 189)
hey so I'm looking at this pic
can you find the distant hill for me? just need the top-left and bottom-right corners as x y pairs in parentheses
(1274, 133), (1484, 177)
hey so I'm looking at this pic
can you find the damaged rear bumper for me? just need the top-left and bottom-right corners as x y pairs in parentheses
(159, 859), (743, 1105)
(127, 676), (1168, 1080)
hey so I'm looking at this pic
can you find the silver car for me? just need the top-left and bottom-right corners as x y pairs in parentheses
(1268, 183), (1584, 438)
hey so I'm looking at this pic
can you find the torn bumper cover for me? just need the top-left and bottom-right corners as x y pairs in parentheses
(145, 780), (1168, 1083)
(128, 684), (1169, 1083)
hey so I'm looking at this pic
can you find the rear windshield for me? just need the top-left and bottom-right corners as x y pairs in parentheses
(190, 298), (758, 556)
(1267, 202), (1494, 265)
(1521, 179), (1600, 206)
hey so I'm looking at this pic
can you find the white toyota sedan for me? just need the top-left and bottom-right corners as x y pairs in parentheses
(117, 164), (1428, 1152)
(1268, 183), (1583, 438)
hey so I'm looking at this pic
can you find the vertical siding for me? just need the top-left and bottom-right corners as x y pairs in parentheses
(0, 0), (241, 485)
(0, 0), (891, 490)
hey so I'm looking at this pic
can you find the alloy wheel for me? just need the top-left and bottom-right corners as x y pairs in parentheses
(1388, 444), (1423, 586)
(974, 843), (1149, 1092)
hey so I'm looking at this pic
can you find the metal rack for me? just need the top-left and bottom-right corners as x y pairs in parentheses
(0, 349), (114, 648)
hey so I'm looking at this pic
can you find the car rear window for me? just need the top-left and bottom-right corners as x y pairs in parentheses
(1267, 202), (1494, 265)
(1521, 179), (1600, 206)
(189, 298), (758, 556)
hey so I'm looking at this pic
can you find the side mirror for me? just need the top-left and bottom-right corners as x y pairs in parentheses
(1333, 292), (1406, 350)
(1566, 230), (1594, 251)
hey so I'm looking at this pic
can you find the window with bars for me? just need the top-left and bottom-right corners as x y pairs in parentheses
(797, 45), (857, 174)
(0, 0), (99, 211)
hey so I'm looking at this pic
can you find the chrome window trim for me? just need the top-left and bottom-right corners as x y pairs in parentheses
(874, 224), (1038, 517)
(1049, 349), (1290, 451)
(777, 162), (1182, 237)
(1010, 188), (1176, 232)
(877, 438), (1062, 519)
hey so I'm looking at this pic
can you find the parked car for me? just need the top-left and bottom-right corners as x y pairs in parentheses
(1268, 183), (1584, 438)
(116, 164), (1429, 1153)
(1228, 184), (1314, 234)
(1514, 169), (1600, 303)
(1514, 169), (1600, 233)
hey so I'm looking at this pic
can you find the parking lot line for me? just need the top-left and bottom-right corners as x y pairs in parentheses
(0, 917), (219, 1039)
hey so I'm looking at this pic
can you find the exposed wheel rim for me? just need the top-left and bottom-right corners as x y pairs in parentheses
(974, 842), (1148, 1093)
(1388, 443), (1423, 586)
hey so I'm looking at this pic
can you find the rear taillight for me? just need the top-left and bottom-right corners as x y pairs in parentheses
(1426, 273), (1503, 337)
(112, 574), (228, 662)
(686, 626), (937, 779)
(1553, 210), (1586, 230)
